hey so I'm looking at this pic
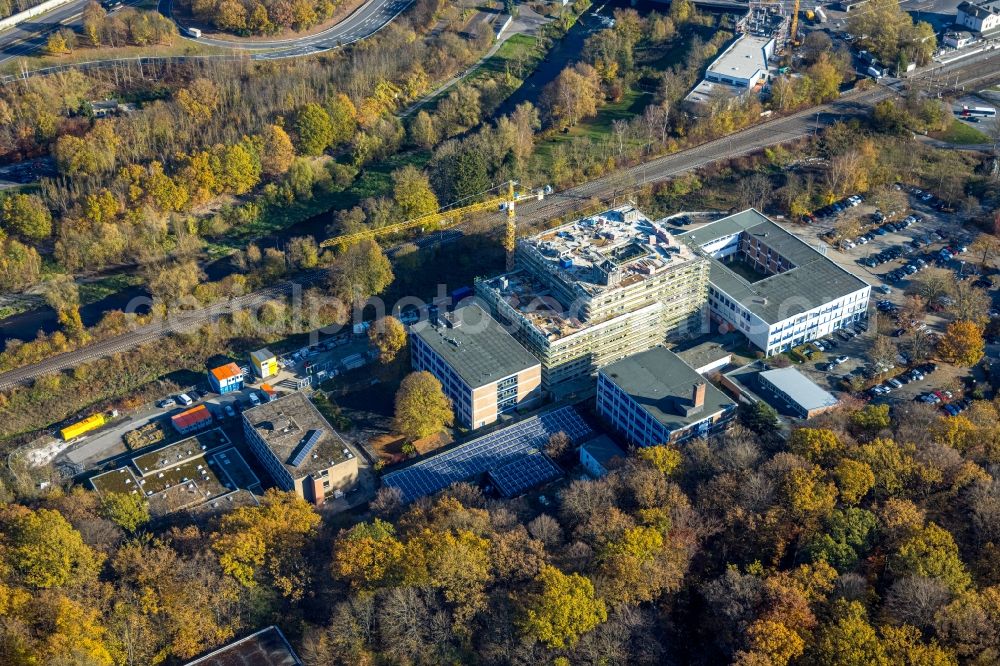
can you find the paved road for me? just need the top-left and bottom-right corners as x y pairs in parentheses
(0, 0), (410, 65)
(2, 52), (999, 392)
(0, 0), (112, 65)
(162, 0), (412, 59)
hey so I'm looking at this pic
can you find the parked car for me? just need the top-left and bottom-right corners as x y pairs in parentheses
(157, 398), (176, 408)
(887, 378), (904, 389)
(176, 393), (193, 406)
(834, 355), (849, 365)
(224, 404), (236, 418)
(248, 392), (261, 407)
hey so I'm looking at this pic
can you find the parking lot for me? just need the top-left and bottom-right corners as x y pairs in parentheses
(772, 185), (990, 414)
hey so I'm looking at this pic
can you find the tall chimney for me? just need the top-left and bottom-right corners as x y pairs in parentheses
(692, 382), (706, 409)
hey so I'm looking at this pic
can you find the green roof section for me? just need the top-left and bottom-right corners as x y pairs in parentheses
(600, 346), (735, 432)
(681, 209), (870, 323)
(410, 303), (540, 388)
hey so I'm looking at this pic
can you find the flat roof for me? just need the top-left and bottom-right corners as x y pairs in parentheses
(707, 35), (772, 81)
(250, 349), (275, 363)
(759, 366), (839, 412)
(601, 346), (735, 432)
(958, 0), (1000, 17)
(410, 303), (539, 388)
(242, 392), (354, 478)
(89, 432), (255, 518)
(517, 204), (700, 299)
(581, 434), (627, 468)
(131, 429), (230, 477)
(681, 209), (869, 324)
(672, 338), (733, 373)
(685, 78), (748, 105)
(184, 626), (302, 666)
(186, 489), (260, 521)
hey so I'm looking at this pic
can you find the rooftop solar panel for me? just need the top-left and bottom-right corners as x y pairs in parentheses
(289, 429), (323, 467)
(488, 450), (562, 498)
(382, 406), (592, 503)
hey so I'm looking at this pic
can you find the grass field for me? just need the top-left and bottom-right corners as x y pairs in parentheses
(533, 87), (654, 168)
(77, 274), (144, 305)
(932, 118), (991, 145)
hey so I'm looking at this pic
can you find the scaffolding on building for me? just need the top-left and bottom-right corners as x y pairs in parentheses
(737, 0), (790, 50)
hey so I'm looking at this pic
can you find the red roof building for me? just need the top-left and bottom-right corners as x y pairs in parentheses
(172, 404), (213, 434)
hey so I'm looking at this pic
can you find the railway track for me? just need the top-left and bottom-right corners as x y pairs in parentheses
(2, 52), (999, 393)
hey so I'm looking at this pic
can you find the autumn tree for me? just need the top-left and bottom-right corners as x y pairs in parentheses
(1, 193), (52, 239)
(790, 428), (843, 464)
(637, 444), (681, 476)
(99, 491), (150, 533)
(0, 505), (103, 589)
(869, 335), (897, 374)
(393, 371), (453, 441)
(542, 63), (602, 127)
(392, 165), (439, 220)
(295, 103), (335, 156)
(211, 489), (320, 599)
(847, 0), (936, 67)
(260, 124), (296, 177)
(82, 1), (107, 45)
(409, 110), (438, 149)
(285, 236), (319, 269)
(176, 78), (220, 122)
(519, 565), (607, 649)
(891, 522), (972, 594)
(329, 238), (394, 306)
(333, 519), (404, 591)
(326, 92), (358, 146)
(368, 315), (407, 363)
(937, 320), (985, 367)
(44, 274), (85, 339)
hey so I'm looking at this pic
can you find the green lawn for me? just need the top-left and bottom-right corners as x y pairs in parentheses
(77, 274), (143, 306)
(933, 118), (991, 145)
(534, 87), (654, 168)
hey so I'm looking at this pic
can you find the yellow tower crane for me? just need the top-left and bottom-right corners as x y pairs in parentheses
(789, 0), (802, 46)
(320, 180), (523, 251)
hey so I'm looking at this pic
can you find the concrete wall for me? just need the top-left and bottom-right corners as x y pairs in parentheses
(0, 0), (75, 32)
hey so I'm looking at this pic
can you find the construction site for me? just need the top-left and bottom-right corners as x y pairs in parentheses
(476, 205), (710, 393)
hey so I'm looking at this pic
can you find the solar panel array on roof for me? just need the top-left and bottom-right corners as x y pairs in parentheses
(488, 450), (562, 498)
(289, 429), (323, 467)
(382, 406), (592, 503)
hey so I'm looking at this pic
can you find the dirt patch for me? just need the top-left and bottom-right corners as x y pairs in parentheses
(370, 430), (452, 464)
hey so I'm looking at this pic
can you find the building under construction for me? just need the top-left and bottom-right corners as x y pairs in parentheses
(476, 205), (710, 394)
(737, 0), (790, 47)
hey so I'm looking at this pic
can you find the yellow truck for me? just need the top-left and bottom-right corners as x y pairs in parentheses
(60, 413), (105, 441)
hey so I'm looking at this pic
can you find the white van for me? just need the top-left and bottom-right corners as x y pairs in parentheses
(176, 393), (193, 406)
(185, 27), (202, 38)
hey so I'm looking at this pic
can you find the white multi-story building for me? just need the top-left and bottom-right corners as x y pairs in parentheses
(681, 209), (871, 356)
(956, 0), (1000, 36)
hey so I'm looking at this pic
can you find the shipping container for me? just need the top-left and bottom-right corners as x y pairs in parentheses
(60, 413), (106, 441)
